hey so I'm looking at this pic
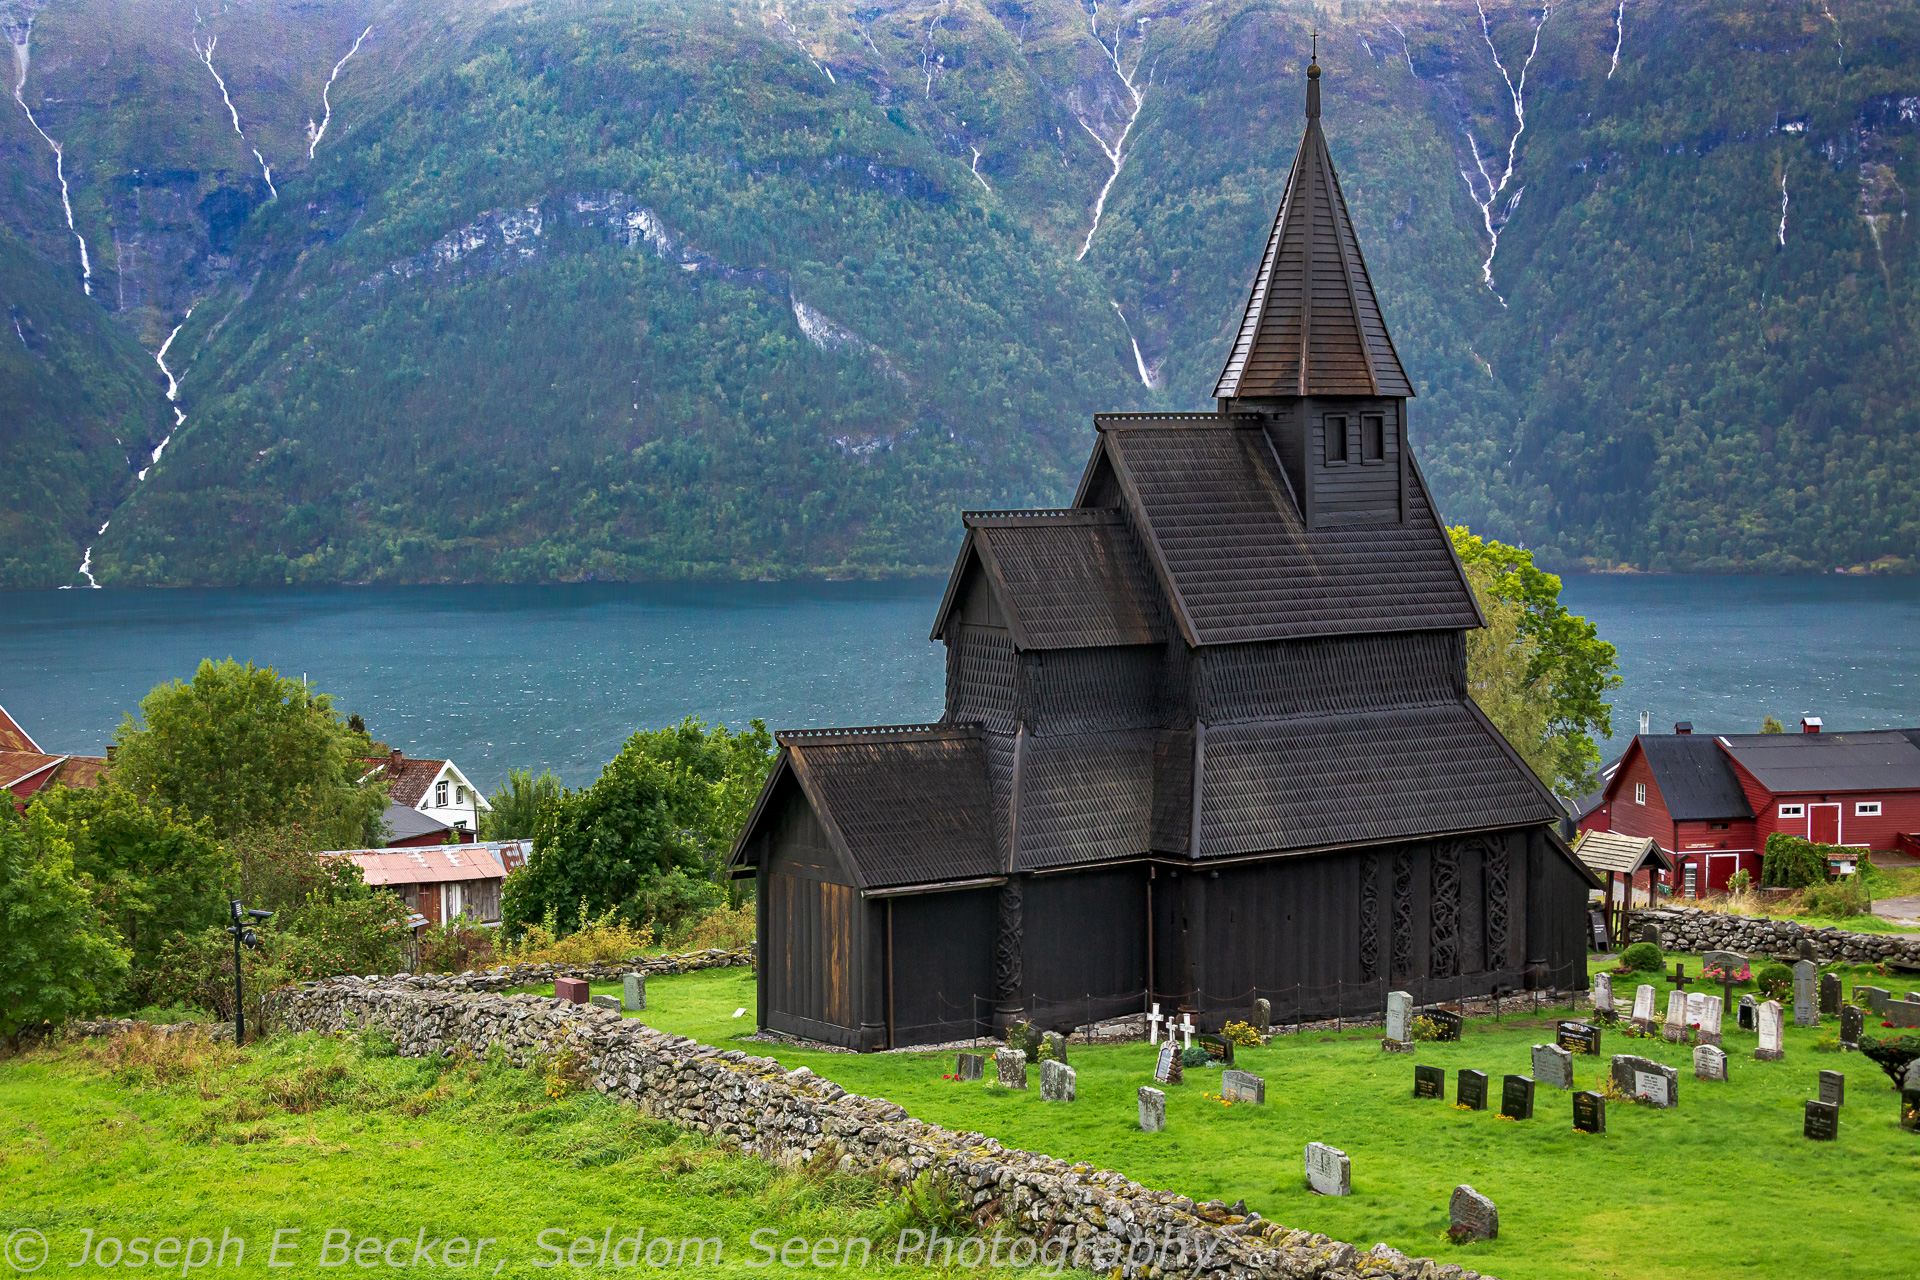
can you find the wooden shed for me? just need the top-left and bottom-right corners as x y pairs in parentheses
(729, 55), (1601, 1050)
(1572, 830), (1676, 947)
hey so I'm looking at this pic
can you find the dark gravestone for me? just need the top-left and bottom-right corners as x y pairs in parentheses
(1448, 1186), (1499, 1243)
(1414, 1064), (1445, 1099)
(1428, 1007), (1464, 1042)
(1589, 911), (1610, 951)
(1886, 1000), (1920, 1029)
(1818, 1070), (1845, 1108)
(1252, 997), (1271, 1034)
(955, 1052), (984, 1081)
(1556, 1021), (1602, 1056)
(1804, 1099), (1839, 1141)
(1641, 922), (1662, 946)
(1573, 1090), (1607, 1134)
(1611, 1054), (1679, 1108)
(1457, 1069), (1489, 1111)
(1860, 986), (1891, 1013)
(1819, 973), (1843, 1016)
(1840, 1005), (1865, 1048)
(1196, 1031), (1235, 1066)
(1500, 1074), (1536, 1121)
(1902, 1090), (1920, 1133)
(1797, 938), (1816, 962)
(1738, 994), (1758, 1031)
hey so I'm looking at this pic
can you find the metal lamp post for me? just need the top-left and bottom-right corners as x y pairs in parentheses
(227, 899), (275, 1043)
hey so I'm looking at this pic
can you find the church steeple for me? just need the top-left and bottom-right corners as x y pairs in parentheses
(1213, 45), (1411, 401)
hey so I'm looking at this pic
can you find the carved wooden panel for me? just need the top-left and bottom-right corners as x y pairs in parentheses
(1391, 850), (1414, 978)
(1359, 854), (1381, 980)
(1431, 841), (1460, 979)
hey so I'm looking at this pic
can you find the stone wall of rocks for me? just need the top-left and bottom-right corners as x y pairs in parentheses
(1628, 907), (1920, 965)
(268, 975), (1493, 1280)
(381, 946), (753, 993)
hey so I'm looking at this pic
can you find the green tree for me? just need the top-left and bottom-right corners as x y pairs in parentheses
(480, 768), (563, 841)
(1450, 528), (1622, 793)
(1761, 716), (1785, 734)
(1461, 565), (1557, 785)
(28, 782), (231, 997)
(0, 805), (130, 1038)
(112, 659), (386, 845)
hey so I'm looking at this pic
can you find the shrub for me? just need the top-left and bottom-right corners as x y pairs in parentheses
(1860, 1034), (1920, 1087)
(1762, 833), (1833, 888)
(503, 902), (653, 966)
(1801, 881), (1869, 919)
(1221, 1020), (1262, 1047)
(1619, 941), (1664, 972)
(661, 902), (756, 953)
(1726, 868), (1753, 895)
(1180, 1044), (1210, 1068)
(1755, 962), (1794, 1001)
(1410, 1015), (1443, 1042)
(418, 916), (498, 973)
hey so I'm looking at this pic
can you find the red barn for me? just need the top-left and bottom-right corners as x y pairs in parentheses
(1579, 720), (1920, 894)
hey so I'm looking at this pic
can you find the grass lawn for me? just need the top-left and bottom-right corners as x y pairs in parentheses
(0, 1031), (1010, 1280)
(567, 963), (1920, 1280)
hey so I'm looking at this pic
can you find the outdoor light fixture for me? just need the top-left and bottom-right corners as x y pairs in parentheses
(226, 899), (275, 1044)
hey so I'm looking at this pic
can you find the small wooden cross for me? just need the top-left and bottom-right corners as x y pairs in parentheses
(1146, 1003), (1165, 1046)
(1668, 962), (1694, 993)
(1310, 30), (1319, 59)
(1176, 1012), (1197, 1049)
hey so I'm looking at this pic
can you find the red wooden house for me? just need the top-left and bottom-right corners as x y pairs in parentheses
(2, 702), (108, 804)
(1578, 719), (1920, 894)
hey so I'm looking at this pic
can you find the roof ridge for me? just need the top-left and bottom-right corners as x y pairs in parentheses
(778, 723), (980, 744)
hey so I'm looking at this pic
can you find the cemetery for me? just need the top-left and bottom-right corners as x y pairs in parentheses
(598, 962), (1920, 1280)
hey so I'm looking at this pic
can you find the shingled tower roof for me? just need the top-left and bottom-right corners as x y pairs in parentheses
(1213, 48), (1412, 400)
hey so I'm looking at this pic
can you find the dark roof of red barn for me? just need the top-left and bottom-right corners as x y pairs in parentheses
(929, 510), (1166, 649)
(1213, 58), (1411, 400)
(1075, 418), (1480, 646)
(1621, 735), (1756, 821)
(1716, 729), (1920, 794)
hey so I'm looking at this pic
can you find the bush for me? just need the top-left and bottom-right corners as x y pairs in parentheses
(502, 902), (654, 966)
(1618, 941), (1664, 972)
(1180, 1044), (1210, 1068)
(418, 916), (499, 973)
(1801, 881), (1870, 919)
(660, 902), (756, 952)
(1762, 833), (1834, 888)
(1861, 1034), (1920, 1087)
(1221, 1020), (1262, 1047)
(1410, 1015), (1444, 1042)
(1755, 962), (1794, 1001)
(1726, 868), (1753, 895)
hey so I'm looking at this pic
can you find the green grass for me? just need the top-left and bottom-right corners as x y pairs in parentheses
(0, 1029), (1032, 1280)
(579, 963), (1920, 1280)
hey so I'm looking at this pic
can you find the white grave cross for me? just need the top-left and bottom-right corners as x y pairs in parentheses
(1177, 1013), (1197, 1049)
(1147, 1003), (1165, 1046)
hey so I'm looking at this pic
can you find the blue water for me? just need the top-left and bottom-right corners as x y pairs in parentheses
(3, 575), (1916, 789)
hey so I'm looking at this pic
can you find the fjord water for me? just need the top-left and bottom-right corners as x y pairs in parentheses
(4, 575), (1917, 788)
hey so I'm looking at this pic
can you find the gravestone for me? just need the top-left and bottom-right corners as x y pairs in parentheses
(1137, 1087), (1166, 1132)
(1886, 999), (1920, 1030)
(1860, 986), (1891, 1013)
(1556, 1021), (1602, 1056)
(622, 972), (646, 1012)
(1693, 1044), (1728, 1082)
(554, 977), (589, 1004)
(1820, 972), (1843, 1016)
(1703, 949), (1748, 975)
(589, 993), (622, 1011)
(1904, 1059), (1920, 1092)
(1903, 1089), (1920, 1133)
(1427, 1007), (1465, 1042)
(1686, 991), (1708, 1031)
(1040, 1059), (1076, 1102)
(995, 1046), (1028, 1089)
(1640, 922), (1663, 946)
(1414, 1064), (1445, 1099)
(1797, 938), (1817, 962)
(1756, 1000), (1786, 1061)
(1697, 994), (1724, 1048)
(1839, 1005), (1865, 1049)
(1385, 991), (1413, 1044)
(1252, 998), (1271, 1034)
(955, 1052), (984, 1081)
(1664, 991), (1691, 1043)
(1612, 1054), (1680, 1108)
(1793, 960), (1819, 1027)
(1738, 994), (1758, 1031)
(1043, 1031), (1070, 1064)
(1196, 1032), (1235, 1065)
(1573, 1090), (1607, 1134)
(1221, 1069), (1266, 1104)
(1153, 1042), (1183, 1086)
(1804, 1099), (1839, 1141)
(1909, 992), (1920, 1003)
(1632, 984), (1658, 1032)
(1457, 1069), (1489, 1111)
(1304, 1142), (1351, 1196)
(1448, 1186), (1499, 1243)
(1592, 972), (1614, 1017)
(1818, 1069), (1845, 1107)
(1500, 1074), (1535, 1121)
(1532, 1042), (1575, 1090)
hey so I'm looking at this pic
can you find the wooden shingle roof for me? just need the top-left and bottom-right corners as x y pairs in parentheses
(1213, 58), (1411, 400)
(1081, 420), (1480, 645)
(930, 511), (1165, 650)
(1573, 830), (1675, 877)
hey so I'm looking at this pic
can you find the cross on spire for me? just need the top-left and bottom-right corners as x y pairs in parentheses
(1310, 30), (1319, 61)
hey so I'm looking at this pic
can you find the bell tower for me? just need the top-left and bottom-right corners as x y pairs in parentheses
(1213, 43), (1413, 529)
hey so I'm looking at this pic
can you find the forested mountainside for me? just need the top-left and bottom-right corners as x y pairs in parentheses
(2, 0), (1915, 587)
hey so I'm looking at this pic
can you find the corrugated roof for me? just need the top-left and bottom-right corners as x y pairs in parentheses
(1573, 830), (1675, 876)
(0, 703), (41, 754)
(1213, 68), (1411, 400)
(1195, 703), (1559, 858)
(332, 843), (508, 886)
(1717, 730), (1920, 795)
(948, 511), (1166, 650)
(1091, 423), (1479, 645)
(1, 751), (107, 795)
(1633, 736), (1754, 820)
(780, 725), (1002, 891)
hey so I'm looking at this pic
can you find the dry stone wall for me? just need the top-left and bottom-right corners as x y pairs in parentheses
(1627, 908), (1920, 965)
(268, 971), (1495, 1280)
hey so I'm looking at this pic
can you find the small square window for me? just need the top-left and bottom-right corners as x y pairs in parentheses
(1856, 801), (1882, 817)
(1635, 782), (1647, 805)
(1361, 414), (1385, 461)
(1779, 804), (1804, 819)
(1325, 416), (1349, 463)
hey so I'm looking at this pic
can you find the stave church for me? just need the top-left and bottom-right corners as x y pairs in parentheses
(728, 53), (1600, 1050)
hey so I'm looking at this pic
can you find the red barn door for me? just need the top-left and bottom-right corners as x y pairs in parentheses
(1810, 804), (1841, 845)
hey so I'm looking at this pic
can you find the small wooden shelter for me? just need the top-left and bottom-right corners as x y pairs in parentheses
(730, 54), (1600, 1050)
(1572, 830), (1676, 947)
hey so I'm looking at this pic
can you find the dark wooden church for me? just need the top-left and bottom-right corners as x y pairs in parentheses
(729, 55), (1599, 1050)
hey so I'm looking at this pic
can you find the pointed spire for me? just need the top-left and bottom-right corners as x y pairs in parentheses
(1213, 48), (1412, 401)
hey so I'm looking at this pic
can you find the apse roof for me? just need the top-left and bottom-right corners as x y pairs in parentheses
(930, 510), (1166, 650)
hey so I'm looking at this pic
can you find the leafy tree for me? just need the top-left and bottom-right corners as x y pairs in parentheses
(1461, 564), (1556, 786)
(503, 718), (775, 937)
(1450, 528), (1621, 793)
(0, 805), (130, 1038)
(1761, 716), (1786, 734)
(112, 659), (386, 845)
(27, 782), (231, 998)
(480, 768), (563, 841)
